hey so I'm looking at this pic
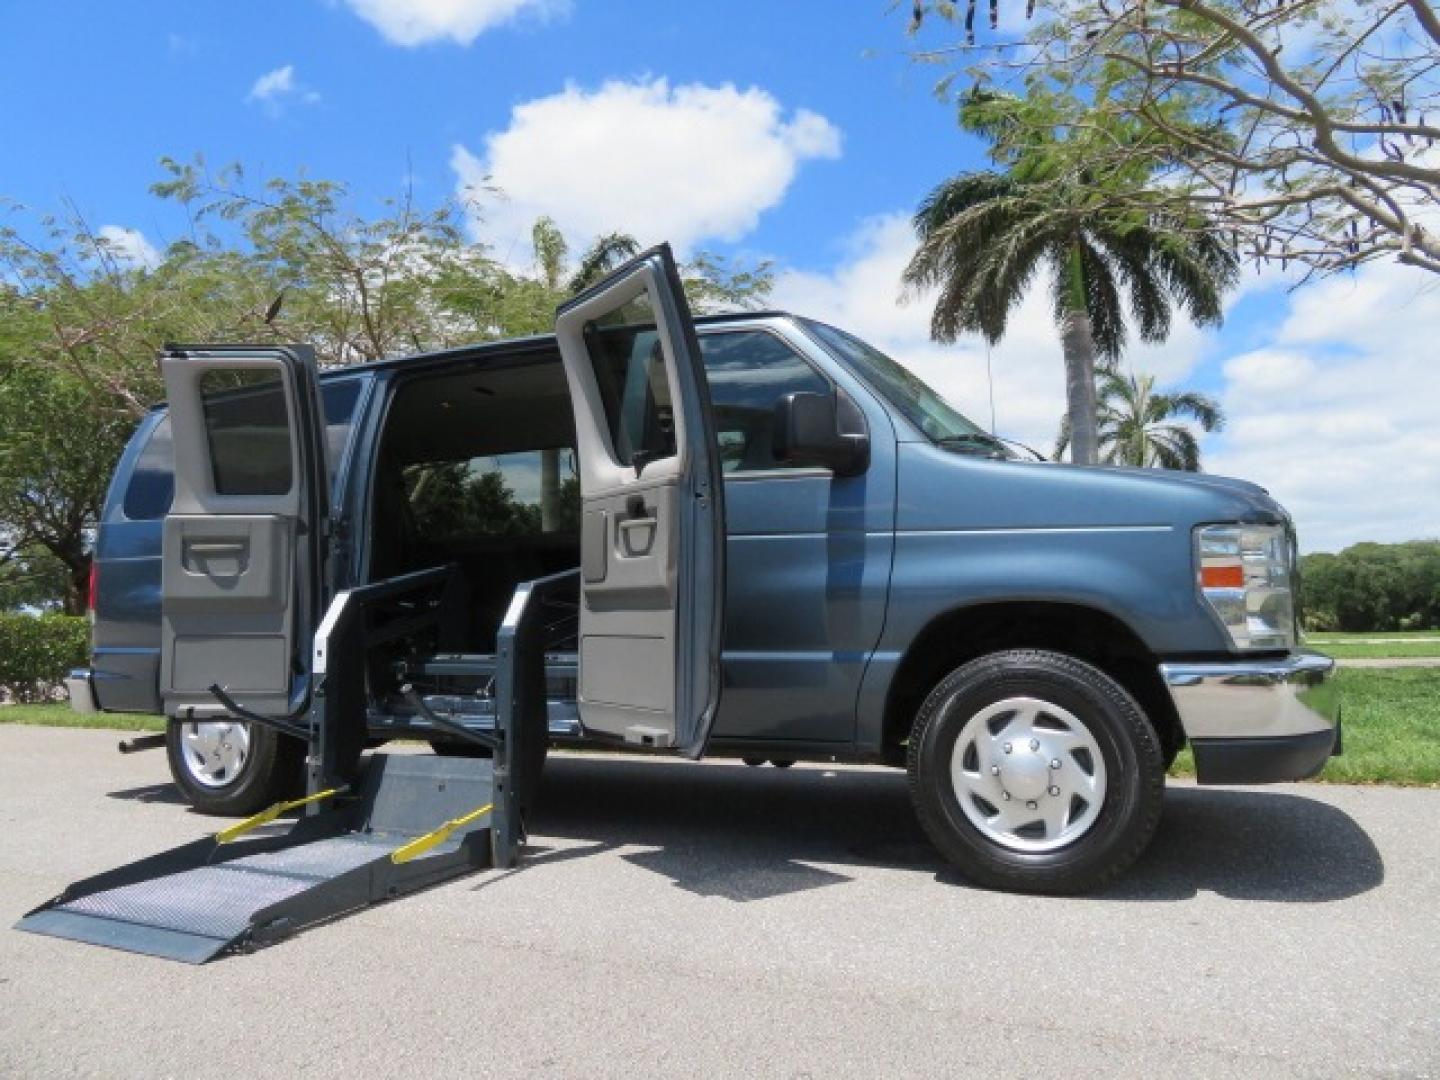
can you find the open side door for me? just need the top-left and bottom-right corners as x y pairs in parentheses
(159, 346), (329, 719)
(555, 244), (725, 757)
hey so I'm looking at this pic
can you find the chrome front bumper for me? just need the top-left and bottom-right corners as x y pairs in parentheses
(65, 669), (99, 715)
(1160, 651), (1340, 784)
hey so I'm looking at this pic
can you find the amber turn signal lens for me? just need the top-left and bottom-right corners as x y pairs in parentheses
(1200, 564), (1245, 589)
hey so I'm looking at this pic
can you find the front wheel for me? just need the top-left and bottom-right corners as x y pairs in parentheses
(166, 719), (305, 817)
(907, 650), (1164, 895)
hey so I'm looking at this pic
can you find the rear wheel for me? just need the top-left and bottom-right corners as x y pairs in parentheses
(907, 650), (1164, 895)
(166, 719), (305, 817)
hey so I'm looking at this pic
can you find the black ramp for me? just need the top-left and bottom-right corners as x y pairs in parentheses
(15, 755), (498, 963)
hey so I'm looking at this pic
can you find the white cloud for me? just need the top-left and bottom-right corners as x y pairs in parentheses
(339, 0), (564, 46)
(97, 226), (161, 269)
(246, 64), (321, 114)
(1208, 262), (1440, 551)
(771, 211), (1438, 552)
(451, 78), (841, 266)
(771, 213), (1208, 454)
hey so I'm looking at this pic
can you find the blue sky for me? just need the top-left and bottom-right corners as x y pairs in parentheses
(3, 0), (1436, 551)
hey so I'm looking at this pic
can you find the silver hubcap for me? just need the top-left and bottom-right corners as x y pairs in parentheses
(950, 696), (1107, 853)
(180, 721), (251, 789)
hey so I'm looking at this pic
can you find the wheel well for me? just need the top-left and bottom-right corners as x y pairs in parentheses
(881, 602), (1181, 763)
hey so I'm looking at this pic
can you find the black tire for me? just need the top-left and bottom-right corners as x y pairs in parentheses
(769, 758), (796, 769)
(907, 649), (1164, 895)
(166, 720), (306, 817)
(742, 756), (767, 767)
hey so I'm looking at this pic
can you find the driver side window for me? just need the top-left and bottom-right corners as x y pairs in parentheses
(698, 331), (831, 473)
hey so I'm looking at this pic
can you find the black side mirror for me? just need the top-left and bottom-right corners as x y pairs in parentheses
(773, 390), (870, 477)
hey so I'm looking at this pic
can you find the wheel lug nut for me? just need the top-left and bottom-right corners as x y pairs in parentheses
(990, 765), (1001, 776)
(1050, 759), (1061, 770)
(1003, 743), (1012, 754)
(1026, 800), (1037, 810)
(1002, 792), (1011, 801)
(1048, 785), (1060, 797)
(1030, 739), (1040, 751)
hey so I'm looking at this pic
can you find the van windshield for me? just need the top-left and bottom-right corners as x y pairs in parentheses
(800, 319), (1010, 457)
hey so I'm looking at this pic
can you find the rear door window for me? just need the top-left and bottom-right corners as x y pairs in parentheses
(199, 369), (294, 496)
(118, 377), (365, 521)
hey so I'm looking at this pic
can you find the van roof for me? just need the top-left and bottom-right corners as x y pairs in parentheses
(317, 308), (797, 379)
(153, 310), (798, 412)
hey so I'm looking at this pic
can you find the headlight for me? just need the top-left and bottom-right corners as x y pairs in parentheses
(1195, 523), (1295, 650)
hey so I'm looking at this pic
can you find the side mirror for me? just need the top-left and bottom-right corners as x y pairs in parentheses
(773, 390), (870, 477)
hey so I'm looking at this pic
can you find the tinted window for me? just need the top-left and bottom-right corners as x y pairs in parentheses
(320, 379), (362, 478)
(120, 378), (363, 520)
(699, 331), (831, 472)
(803, 319), (994, 447)
(403, 448), (579, 540)
(122, 417), (176, 520)
(585, 324), (676, 469)
(200, 369), (293, 496)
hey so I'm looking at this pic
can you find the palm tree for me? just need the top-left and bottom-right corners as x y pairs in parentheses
(1056, 371), (1224, 470)
(568, 233), (641, 293)
(902, 91), (1238, 465)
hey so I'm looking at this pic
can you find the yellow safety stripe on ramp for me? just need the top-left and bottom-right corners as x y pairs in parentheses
(215, 787), (348, 845)
(390, 803), (493, 865)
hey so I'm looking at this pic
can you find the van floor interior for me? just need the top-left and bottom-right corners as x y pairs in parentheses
(366, 352), (581, 729)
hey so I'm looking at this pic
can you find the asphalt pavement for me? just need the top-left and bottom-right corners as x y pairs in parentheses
(1, 725), (1436, 1078)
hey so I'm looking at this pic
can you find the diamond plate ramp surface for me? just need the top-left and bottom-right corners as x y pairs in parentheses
(16, 753), (501, 963)
(61, 866), (313, 940)
(230, 835), (398, 879)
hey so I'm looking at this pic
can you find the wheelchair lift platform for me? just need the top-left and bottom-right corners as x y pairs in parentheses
(15, 567), (573, 963)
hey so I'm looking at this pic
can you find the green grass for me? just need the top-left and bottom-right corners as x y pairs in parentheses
(1304, 631), (1440, 659)
(1169, 667), (1440, 787)
(1306, 631), (1440, 640)
(0, 704), (163, 732)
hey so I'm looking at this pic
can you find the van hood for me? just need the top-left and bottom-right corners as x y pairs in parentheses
(1088, 463), (1274, 504)
(896, 443), (1290, 533)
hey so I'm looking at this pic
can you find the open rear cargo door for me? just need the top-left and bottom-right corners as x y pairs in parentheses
(554, 244), (725, 757)
(158, 346), (329, 719)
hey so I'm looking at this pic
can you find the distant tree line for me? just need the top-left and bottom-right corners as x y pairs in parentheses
(1301, 542), (1440, 633)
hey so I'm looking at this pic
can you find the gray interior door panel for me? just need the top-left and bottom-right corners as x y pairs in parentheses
(158, 347), (328, 718)
(554, 245), (725, 756)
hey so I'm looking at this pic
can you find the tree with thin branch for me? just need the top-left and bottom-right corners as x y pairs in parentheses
(905, 0), (1440, 279)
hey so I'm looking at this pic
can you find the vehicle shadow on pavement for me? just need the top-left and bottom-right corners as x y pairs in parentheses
(1100, 786), (1384, 903)
(105, 782), (190, 806)
(529, 757), (1384, 904)
(529, 756), (936, 901)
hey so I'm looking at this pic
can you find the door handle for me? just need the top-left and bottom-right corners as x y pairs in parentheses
(617, 512), (657, 557)
(187, 541), (247, 556)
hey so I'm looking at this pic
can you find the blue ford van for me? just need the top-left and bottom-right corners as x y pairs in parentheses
(69, 246), (1338, 893)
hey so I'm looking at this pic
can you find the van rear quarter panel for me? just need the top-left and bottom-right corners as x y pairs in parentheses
(91, 410), (168, 712)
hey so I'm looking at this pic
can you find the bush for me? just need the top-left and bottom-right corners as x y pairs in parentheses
(0, 613), (90, 703)
(1300, 541), (1440, 633)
